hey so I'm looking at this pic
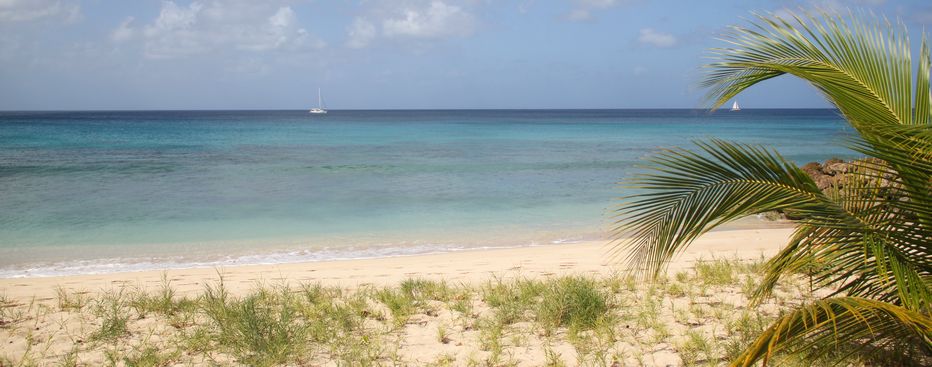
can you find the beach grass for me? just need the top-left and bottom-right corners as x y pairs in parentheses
(0, 258), (860, 366)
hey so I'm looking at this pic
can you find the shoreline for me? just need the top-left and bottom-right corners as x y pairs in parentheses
(0, 227), (793, 301)
(0, 231), (605, 279)
(0, 217), (790, 279)
(1, 227), (798, 366)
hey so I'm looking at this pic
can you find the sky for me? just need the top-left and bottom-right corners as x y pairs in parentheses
(1, 0), (930, 110)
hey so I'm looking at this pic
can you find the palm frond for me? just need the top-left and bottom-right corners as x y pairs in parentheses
(615, 137), (932, 308)
(704, 11), (932, 129)
(753, 221), (932, 311)
(613, 139), (838, 278)
(731, 297), (932, 366)
(615, 9), (932, 366)
(915, 36), (931, 125)
(849, 123), (932, 227)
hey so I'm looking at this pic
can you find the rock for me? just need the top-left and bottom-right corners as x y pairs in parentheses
(815, 175), (838, 190)
(800, 162), (823, 177)
(802, 158), (902, 192)
(824, 162), (851, 175)
(823, 157), (845, 167)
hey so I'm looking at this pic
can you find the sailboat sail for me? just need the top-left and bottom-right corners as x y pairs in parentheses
(730, 101), (741, 111)
(309, 88), (327, 114)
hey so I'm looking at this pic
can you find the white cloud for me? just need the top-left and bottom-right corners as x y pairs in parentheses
(0, 0), (80, 23)
(145, 1), (200, 36)
(566, 0), (618, 22)
(237, 7), (308, 51)
(345, 1), (476, 48)
(120, 1), (324, 59)
(346, 18), (376, 49)
(382, 1), (474, 38)
(638, 28), (676, 48)
(111, 17), (136, 43)
(140, 1), (205, 58)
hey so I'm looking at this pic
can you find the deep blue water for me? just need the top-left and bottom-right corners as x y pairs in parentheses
(0, 109), (855, 277)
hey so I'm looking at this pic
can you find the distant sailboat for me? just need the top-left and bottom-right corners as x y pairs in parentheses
(730, 101), (741, 111)
(309, 88), (327, 114)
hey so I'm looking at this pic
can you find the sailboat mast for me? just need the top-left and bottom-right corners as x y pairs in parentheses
(318, 88), (322, 109)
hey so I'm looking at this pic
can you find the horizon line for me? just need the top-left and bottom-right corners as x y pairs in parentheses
(0, 107), (842, 113)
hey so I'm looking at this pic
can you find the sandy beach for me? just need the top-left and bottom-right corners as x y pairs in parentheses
(0, 228), (802, 366)
(0, 228), (792, 300)
(5, 2), (926, 365)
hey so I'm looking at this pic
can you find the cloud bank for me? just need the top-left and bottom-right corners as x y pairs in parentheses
(345, 1), (476, 49)
(0, 0), (80, 23)
(111, 1), (323, 59)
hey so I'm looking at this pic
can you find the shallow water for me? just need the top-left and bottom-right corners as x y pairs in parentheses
(0, 109), (854, 277)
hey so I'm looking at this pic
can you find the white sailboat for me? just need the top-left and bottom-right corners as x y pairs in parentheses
(309, 88), (327, 114)
(730, 101), (741, 111)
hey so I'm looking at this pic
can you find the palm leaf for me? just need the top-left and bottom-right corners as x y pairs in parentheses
(731, 297), (932, 366)
(704, 11), (931, 129)
(753, 222), (932, 311)
(613, 139), (844, 278)
(613, 9), (932, 366)
(849, 123), (932, 228)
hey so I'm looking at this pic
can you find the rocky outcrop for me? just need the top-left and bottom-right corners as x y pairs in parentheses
(799, 157), (895, 191)
(762, 158), (903, 221)
(801, 158), (854, 191)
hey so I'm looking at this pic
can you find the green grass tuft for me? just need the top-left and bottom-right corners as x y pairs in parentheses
(537, 276), (610, 332)
(694, 259), (739, 286)
(130, 274), (197, 320)
(399, 278), (452, 302)
(482, 276), (545, 324)
(201, 283), (311, 366)
(55, 287), (89, 312)
(121, 345), (181, 367)
(89, 290), (130, 343)
(677, 330), (715, 366)
(375, 287), (415, 326)
(0, 257), (830, 366)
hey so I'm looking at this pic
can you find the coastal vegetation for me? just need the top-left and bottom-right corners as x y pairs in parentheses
(1, 259), (826, 366)
(615, 11), (932, 366)
(2, 8), (929, 367)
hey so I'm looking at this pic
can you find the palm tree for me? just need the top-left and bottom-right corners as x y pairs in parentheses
(613, 11), (931, 366)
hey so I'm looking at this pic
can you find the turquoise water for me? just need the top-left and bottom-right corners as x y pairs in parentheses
(0, 109), (854, 277)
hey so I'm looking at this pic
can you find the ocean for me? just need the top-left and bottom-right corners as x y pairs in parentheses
(0, 109), (854, 277)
